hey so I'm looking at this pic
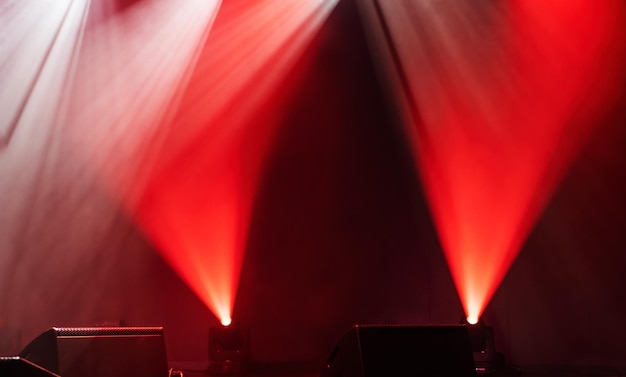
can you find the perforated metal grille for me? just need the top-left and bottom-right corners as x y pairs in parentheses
(52, 327), (163, 337)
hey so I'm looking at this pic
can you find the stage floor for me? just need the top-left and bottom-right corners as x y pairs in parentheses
(181, 366), (626, 377)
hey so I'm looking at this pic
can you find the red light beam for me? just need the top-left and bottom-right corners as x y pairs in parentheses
(48, 0), (221, 316)
(59, 0), (221, 200)
(56, 0), (338, 326)
(127, 0), (339, 325)
(369, 0), (626, 321)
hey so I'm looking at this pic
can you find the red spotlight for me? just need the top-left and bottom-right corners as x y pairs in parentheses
(55, 0), (338, 327)
(362, 0), (626, 323)
(127, 0), (339, 328)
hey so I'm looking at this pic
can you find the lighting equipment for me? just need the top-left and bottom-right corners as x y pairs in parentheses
(460, 318), (502, 375)
(19, 327), (169, 377)
(208, 324), (249, 375)
(320, 325), (476, 377)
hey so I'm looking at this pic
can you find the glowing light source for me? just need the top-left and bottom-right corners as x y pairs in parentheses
(365, 0), (626, 321)
(221, 317), (232, 327)
(466, 316), (478, 326)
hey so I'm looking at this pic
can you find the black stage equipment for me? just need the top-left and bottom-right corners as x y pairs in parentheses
(320, 325), (476, 377)
(0, 357), (59, 377)
(460, 318), (502, 375)
(208, 325), (250, 375)
(19, 327), (169, 377)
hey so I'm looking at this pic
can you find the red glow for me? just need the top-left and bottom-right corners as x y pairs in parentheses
(48, 0), (338, 326)
(374, 1), (626, 321)
(127, 0), (339, 325)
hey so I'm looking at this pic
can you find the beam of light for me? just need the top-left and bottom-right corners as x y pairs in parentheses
(59, 0), (221, 200)
(36, 0), (221, 320)
(133, 0), (339, 326)
(0, 0), (83, 146)
(366, 0), (626, 322)
(0, 0), (90, 318)
(0, 0), (220, 332)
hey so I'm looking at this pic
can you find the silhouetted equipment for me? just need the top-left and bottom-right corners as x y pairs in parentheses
(19, 327), (169, 377)
(460, 318), (503, 375)
(0, 357), (59, 377)
(208, 325), (250, 374)
(320, 325), (476, 377)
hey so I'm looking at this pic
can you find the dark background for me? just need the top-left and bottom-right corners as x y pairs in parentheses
(1, 0), (625, 370)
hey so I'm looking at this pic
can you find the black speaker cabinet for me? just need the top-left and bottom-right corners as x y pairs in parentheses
(0, 357), (59, 377)
(19, 327), (169, 377)
(321, 325), (476, 377)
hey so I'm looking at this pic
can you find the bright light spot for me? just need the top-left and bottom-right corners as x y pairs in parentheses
(221, 317), (232, 327)
(466, 316), (478, 325)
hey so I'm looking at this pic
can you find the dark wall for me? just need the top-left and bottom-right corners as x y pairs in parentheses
(487, 96), (626, 367)
(236, 0), (458, 363)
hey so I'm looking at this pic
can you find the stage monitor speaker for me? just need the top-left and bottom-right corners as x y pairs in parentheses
(321, 325), (476, 377)
(19, 327), (169, 377)
(0, 357), (59, 377)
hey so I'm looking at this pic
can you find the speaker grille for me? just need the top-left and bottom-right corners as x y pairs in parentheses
(52, 327), (164, 337)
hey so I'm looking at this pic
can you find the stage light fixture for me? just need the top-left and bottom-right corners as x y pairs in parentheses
(208, 324), (249, 375)
(460, 317), (502, 375)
